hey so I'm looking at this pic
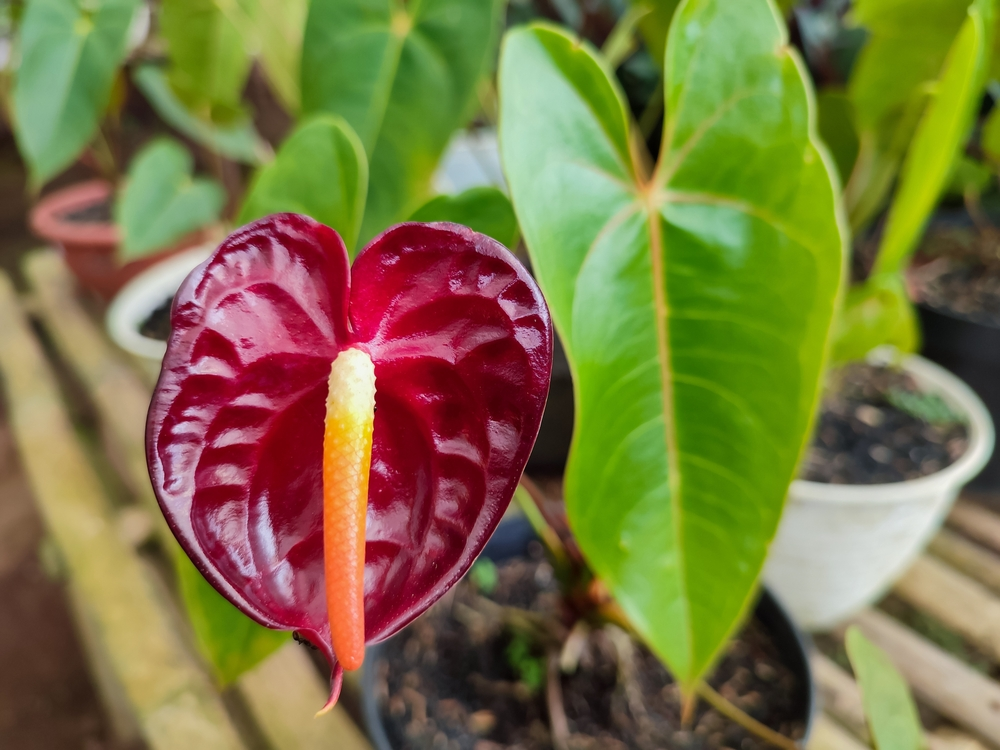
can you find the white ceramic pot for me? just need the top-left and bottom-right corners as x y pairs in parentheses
(763, 352), (995, 630)
(105, 243), (214, 360)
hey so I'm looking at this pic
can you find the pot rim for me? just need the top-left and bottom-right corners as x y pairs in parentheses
(105, 243), (216, 360)
(29, 179), (120, 246)
(790, 348), (995, 504)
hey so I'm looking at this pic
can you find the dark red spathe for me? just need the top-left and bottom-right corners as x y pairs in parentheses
(146, 214), (552, 698)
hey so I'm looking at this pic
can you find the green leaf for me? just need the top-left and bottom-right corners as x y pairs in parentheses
(982, 103), (1000, 164)
(817, 88), (860, 185)
(830, 273), (919, 364)
(634, 0), (682, 69)
(498, 5), (844, 690)
(158, 0), (256, 120)
(944, 154), (993, 198)
(132, 65), (270, 165)
(846, 627), (925, 750)
(873, 0), (994, 277)
(254, 0), (307, 113)
(408, 187), (519, 249)
(238, 116), (368, 252)
(13, 0), (139, 184)
(174, 550), (288, 686)
(115, 138), (225, 260)
(846, 0), (970, 231)
(300, 0), (504, 244)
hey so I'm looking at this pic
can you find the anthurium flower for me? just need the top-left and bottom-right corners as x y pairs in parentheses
(146, 214), (552, 707)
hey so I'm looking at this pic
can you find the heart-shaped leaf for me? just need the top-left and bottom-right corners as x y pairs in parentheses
(300, 0), (504, 244)
(133, 65), (270, 165)
(409, 187), (519, 250)
(147, 214), (552, 690)
(499, 2), (844, 689)
(253, 0), (308, 113)
(238, 116), (369, 253)
(14, 0), (139, 185)
(115, 138), (224, 260)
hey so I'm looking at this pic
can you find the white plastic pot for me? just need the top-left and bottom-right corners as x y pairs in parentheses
(763, 352), (995, 630)
(105, 243), (214, 360)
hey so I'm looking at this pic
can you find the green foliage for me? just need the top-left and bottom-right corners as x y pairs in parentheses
(408, 187), (519, 249)
(254, 0), (308, 113)
(498, 0), (844, 692)
(817, 89), (860, 185)
(13, 0), (140, 184)
(887, 387), (965, 426)
(238, 116), (368, 252)
(133, 65), (270, 165)
(505, 633), (545, 692)
(469, 558), (499, 596)
(945, 154), (994, 198)
(874, 0), (994, 277)
(115, 139), (224, 260)
(633, 0), (681, 69)
(845, 627), (925, 750)
(174, 550), (288, 686)
(982, 104), (1000, 164)
(832, 274), (918, 364)
(158, 0), (256, 122)
(300, 0), (504, 244)
(846, 0), (970, 232)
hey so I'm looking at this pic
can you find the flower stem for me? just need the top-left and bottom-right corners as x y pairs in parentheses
(695, 681), (800, 750)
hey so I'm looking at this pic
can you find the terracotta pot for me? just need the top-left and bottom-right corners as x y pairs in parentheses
(30, 179), (216, 300)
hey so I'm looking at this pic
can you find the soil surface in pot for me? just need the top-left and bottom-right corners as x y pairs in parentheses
(139, 296), (174, 341)
(60, 197), (112, 224)
(909, 224), (1000, 326)
(801, 363), (968, 485)
(372, 545), (807, 750)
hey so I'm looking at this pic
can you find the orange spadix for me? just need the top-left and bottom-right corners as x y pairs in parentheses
(322, 347), (376, 674)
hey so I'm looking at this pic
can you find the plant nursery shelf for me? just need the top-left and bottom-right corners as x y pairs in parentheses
(4, 247), (1000, 750)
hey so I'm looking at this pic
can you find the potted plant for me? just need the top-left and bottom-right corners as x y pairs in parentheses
(762, 0), (997, 629)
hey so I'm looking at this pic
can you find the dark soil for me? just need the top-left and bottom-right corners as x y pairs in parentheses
(801, 363), (968, 485)
(139, 296), (173, 341)
(910, 224), (1000, 326)
(372, 548), (807, 750)
(61, 198), (113, 225)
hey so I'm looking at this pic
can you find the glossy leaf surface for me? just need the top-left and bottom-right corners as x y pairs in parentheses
(147, 214), (552, 684)
(846, 626), (924, 750)
(873, 0), (993, 277)
(300, 0), (503, 244)
(116, 138), (224, 260)
(409, 187), (519, 250)
(239, 117), (369, 252)
(133, 65), (270, 165)
(14, 0), (139, 184)
(499, 4), (844, 689)
(174, 550), (288, 686)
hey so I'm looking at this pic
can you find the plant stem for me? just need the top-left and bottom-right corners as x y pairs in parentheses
(695, 681), (800, 750)
(515, 477), (571, 569)
(680, 692), (697, 728)
(547, 652), (571, 750)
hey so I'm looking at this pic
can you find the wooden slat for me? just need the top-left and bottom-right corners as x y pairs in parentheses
(240, 643), (372, 750)
(811, 654), (868, 742)
(0, 271), (247, 749)
(930, 528), (1000, 594)
(807, 715), (868, 750)
(24, 249), (366, 750)
(930, 730), (990, 750)
(949, 501), (1000, 554)
(893, 555), (1000, 663)
(850, 609), (1000, 747)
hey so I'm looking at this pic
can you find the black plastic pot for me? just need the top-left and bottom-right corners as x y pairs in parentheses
(361, 516), (817, 749)
(918, 303), (1000, 488)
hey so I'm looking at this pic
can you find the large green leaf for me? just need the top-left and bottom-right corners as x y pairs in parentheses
(300, 0), (503, 244)
(634, 0), (681, 69)
(254, 0), (307, 113)
(174, 550), (288, 686)
(831, 274), (918, 364)
(238, 116), (368, 252)
(13, 0), (139, 184)
(845, 627), (924, 750)
(132, 64), (270, 165)
(816, 88), (860, 185)
(845, 0), (970, 232)
(499, 4), (844, 690)
(873, 0), (993, 277)
(115, 138), (224, 260)
(158, 0), (256, 121)
(408, 187), (519, 249)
